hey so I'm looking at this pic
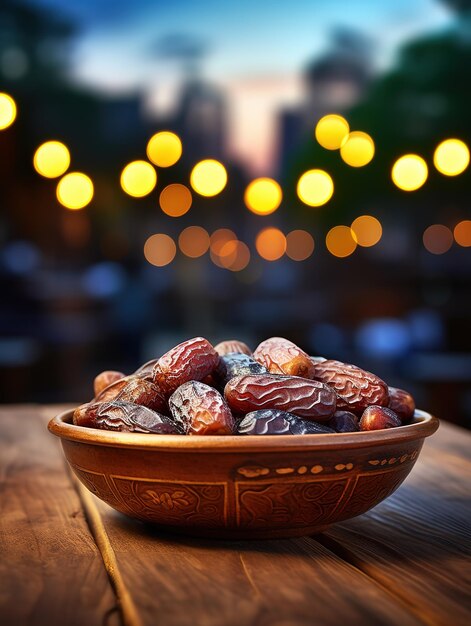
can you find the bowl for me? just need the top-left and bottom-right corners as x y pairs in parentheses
(48, 409), (438, 539)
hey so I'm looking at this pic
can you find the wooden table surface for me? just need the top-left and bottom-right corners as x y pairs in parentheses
(1, 405), (470, 626)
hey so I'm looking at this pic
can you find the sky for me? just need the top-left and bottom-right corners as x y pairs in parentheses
(32, 0), (452, 172)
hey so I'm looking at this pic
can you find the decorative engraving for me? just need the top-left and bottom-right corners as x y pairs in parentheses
(368, 449), (419, 468)
(335, 463), (353, 471)
(311, 465), (323, 474)
(275, 468), (295, 475)
(237, 466), (270, 478)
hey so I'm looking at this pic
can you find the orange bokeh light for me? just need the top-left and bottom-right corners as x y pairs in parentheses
(178, 226), (210, 258)
(285, 230), (315, 261)
(159, 184), (192, 217)
(143, 233), (176, 266)
(255, 227), (286, 261)
(325, 226), (357, 258)
(423, 225), (453, 255)
(350, 215), (382, 247)
(454, 220), (471, 247)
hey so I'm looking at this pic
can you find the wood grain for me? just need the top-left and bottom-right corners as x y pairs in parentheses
(0, 405), (119, 626)
(322, 422), (471, 626)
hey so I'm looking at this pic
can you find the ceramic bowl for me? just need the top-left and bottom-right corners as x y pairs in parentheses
(49, 409), (438, 539)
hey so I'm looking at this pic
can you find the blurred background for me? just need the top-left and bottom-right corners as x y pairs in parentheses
(1, 0), (470, 427)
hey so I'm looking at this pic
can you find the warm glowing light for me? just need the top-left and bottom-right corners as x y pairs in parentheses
(0, 93), (16, 130)
(146, 131), (182, 167)
(423, 225), (453, 255)
(190, 159), (227, 196)
(433, 139), (470, 176)
(255, 227), (286, 261)
(244, 178), (282, 215)
(120, 161), (157, 197)
(391, 154), (428, 191)
(56, 172), (94, 210)
(144, 234), (176, 266)
(210, 229), (238, 267)
(350, 215), (382, 247)
(326, 226), (357, 258)
(454, 220), (471, 247)
(33, 141), (70, 178)
(159, 184), (192, 217)
(285, 230), (315, 261)
(340, 131), (375, 167)
(218, 241), (250, 271)
(315, 114), (349, 150)
(297, 169), (334, 207)
(178, 226), (210, 258)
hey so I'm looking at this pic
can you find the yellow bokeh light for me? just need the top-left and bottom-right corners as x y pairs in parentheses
(391, 154), (428, 191)
(159, 184), (192, 217)
(340, 131), (375, 167)
(454, 220), (471, 247)
(351, 215), (382, 247)
(146, 131), (182, 168)
(255, 227), (286, 261)
(144, 234), (176, 266)
(326, 226), (357, 258)
(33, 141), (70, 178)
(315, 114), (349, 150)
(56, 172), (94, 210)
(0, 93), (17, 130)
(297, 169), (334, 207)
(178, 226), (210, 258)
(120, 161), (157, 197)
(286, 230), (315, 261)
(423, 225), (453, 255)
(190, 159), (227, 197)
(433, 139), (470, 176)
(244, 178), (282, 215)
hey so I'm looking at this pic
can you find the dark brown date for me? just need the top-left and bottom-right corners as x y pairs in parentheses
(94, 375), (167, 413)
(238, 409), (335, 435)
(214, 340), (252, 356)
(93, 370), (125, 396)
(328, 410), (359, 433)
(359, 406), (401, 431)
(169, 381), (234, 435)
(73, 401), (180, 434)
(312, 359), (389, 413)
(133, 359), (159, 381)
(216, 353), (268, 387)
(154, 337), (219, 397)
(253, 337), (315, 378)
(224, 374), (336, 422)
(388, 387), (415, 423)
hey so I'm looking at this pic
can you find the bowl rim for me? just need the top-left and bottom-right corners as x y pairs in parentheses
(48, 409), (439, 453)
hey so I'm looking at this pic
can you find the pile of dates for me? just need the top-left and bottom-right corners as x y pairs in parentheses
(73, 336), (415, 436)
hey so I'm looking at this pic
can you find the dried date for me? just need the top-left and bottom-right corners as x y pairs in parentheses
(311, 359), (389, 413)
(359, 406), (401, 431)
(328, 410), (359, 433)
(238, 409), (335, 435)
(169, 381), (234, 435)
(214, 340), (252, 356)
(73, 401), (180, 434)
(388, 387), (415, 423)
(94, 375), (167, 413)
(224, 374), (336, 422)
(93, 370), (125, 396)
(253, 337), (315, 378)
(216, 353), (268, 387)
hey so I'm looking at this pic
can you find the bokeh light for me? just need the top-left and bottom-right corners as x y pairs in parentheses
(146, 131), (182, 167)
(315, 114), (349, 150)
(340, 131), (375, 167)
(326, 226), (357, 258)
(190, 159), (227, 196)
(0, 92), (16, 130)
(423, 225), (453, 255)
(244, 178), (282, 215)
(285, 230), (315, 261)
(144, 233), (176, 266)
(210, 229), (239, 267)
(218, 240), (251, 271)
(454, 220), (471, 247)
(350, 215), (382, 247)
(159, 184), (192, 217)
(297, 169), (334, 207)
(120, 160), (157, 197)
(33, 141), (70, 178)
(255, 227), (286, 261)
(178, 226), (210, 258)
(391, 154), (428, 191)
(56, 172), (94, 210)
(433, 139), (470, 176)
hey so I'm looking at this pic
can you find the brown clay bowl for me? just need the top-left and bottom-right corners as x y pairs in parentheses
(49, 409), (438, 539)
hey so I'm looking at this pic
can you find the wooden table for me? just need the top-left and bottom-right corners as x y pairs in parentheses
(1, 405), (470, 626)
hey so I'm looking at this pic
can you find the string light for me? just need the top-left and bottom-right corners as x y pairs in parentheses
(454, 220), (471, 247)
(433, 139), (469, 176)
(326, 226), (357, 258)
(244, 178), (282, 215)
(56, 172), (94, 210)
(0, 93), (16, 130)
(391, 154), (428, 191)
(315, 114), (349, 150)
(147, 131), (182, 167)
(297, 169), (334, 207)
(423, 225), (453, 255)
(33, 141), (70, 178)
(144, 234), (176, 266)
(285, 230), (314, 261)
(178, 226), (210, 258)
(350, 215), (382, 247)
(340, 131), (375, 167)
(255, 227), (286, 261)
(190, 159), (227, 196)
(159, 184), (192, 217)
(120, 161), (157, 197)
